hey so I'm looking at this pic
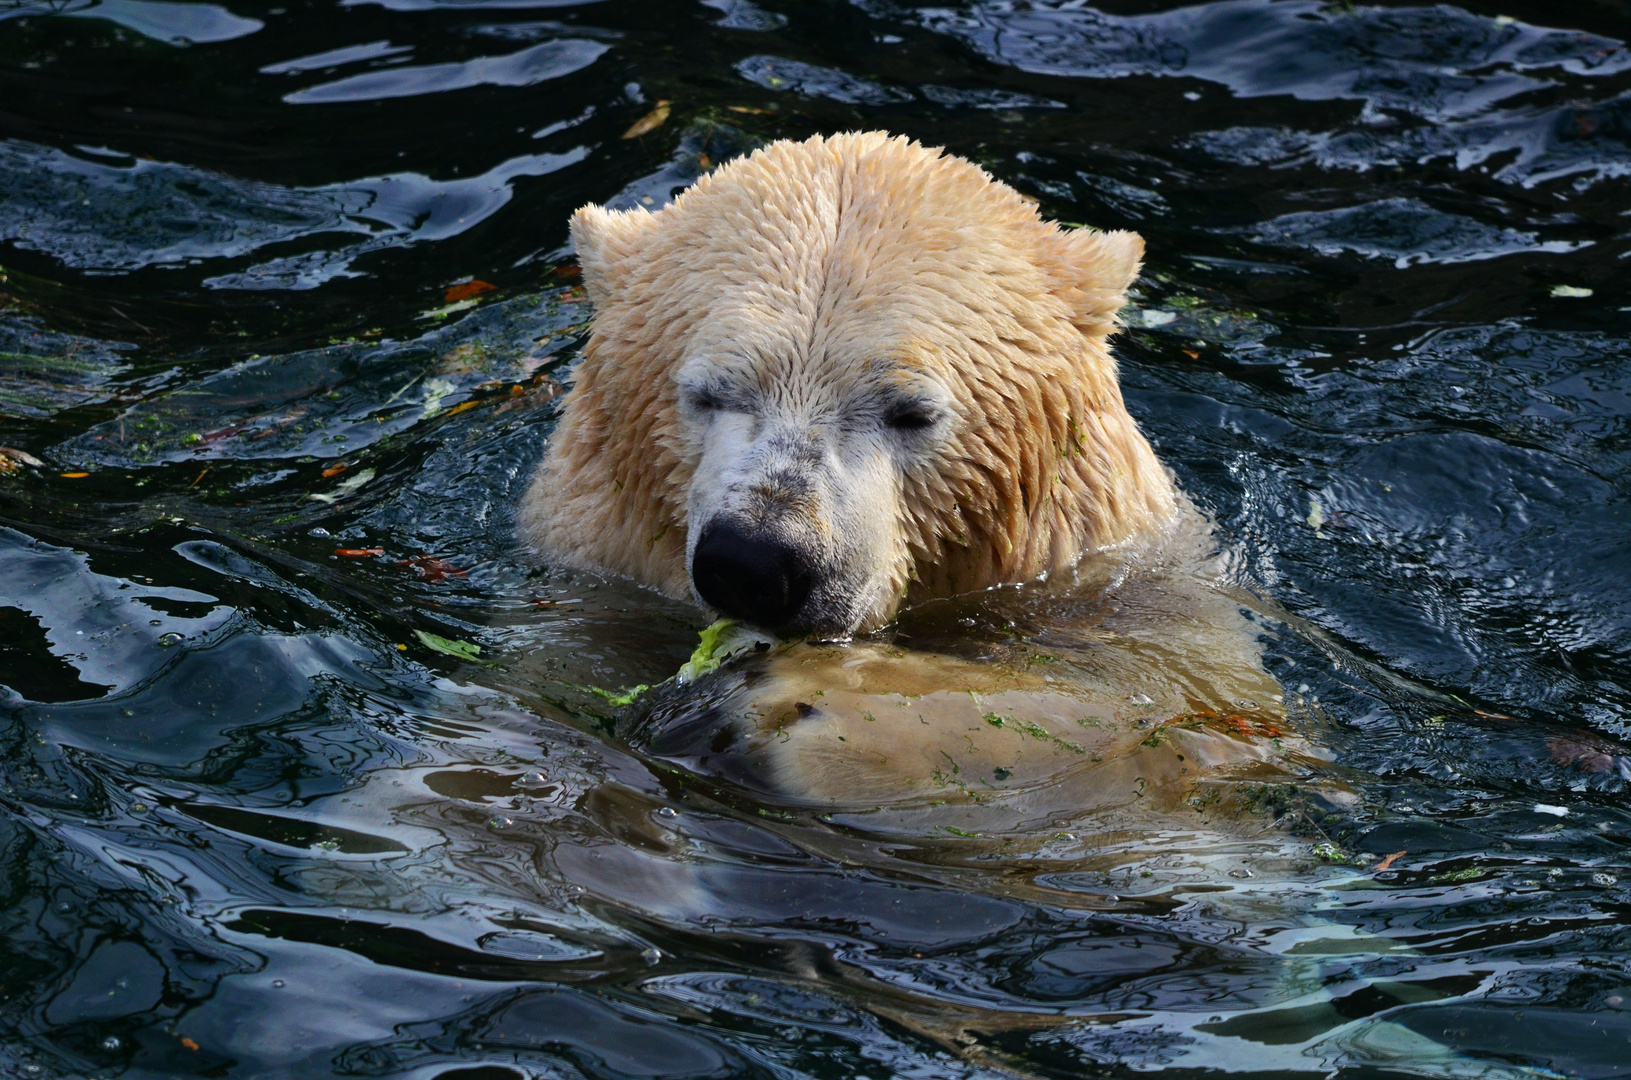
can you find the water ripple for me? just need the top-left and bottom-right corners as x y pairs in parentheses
(283, 38), (609, 104)
(0, 139), (586, 284)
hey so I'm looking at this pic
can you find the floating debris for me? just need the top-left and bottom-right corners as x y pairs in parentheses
(443, 279), (497, 303)
(310, 467), (374, 504)
(413, 629), (497, 667)
(622, 100), (672, 139)
(396, 555), (467, 582)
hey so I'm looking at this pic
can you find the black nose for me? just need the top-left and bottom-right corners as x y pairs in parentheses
(691, 520), (813, 630)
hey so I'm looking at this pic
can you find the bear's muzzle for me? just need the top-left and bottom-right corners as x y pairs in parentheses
(690, 519), (816, 633)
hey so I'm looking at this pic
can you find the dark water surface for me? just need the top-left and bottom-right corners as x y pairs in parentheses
(4, 0), (1631, 1076)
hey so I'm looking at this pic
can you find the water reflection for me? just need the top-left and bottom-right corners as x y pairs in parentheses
(0, 139), (587, 287)
(915, 1), (1630, 118)
(281, 38), (608, 103)
(3, 0), (266, 44)
(1243, 196), (1588, 266)
(2, 0), (1630, 1076)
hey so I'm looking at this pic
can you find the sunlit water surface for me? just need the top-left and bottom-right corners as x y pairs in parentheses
(2, 0), (1631, 1076)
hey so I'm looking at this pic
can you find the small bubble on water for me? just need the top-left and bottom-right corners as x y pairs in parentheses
(657, 807), (677, 818)
(488, 815), (514, 830)
(271, 979), (285, 988)
(158, 632), (184, 647)
(1228, 868), (1253, 879)
(101, 1036), (121, 1051)
(642, 946), (662, 964)
(310, 527), (331, 538)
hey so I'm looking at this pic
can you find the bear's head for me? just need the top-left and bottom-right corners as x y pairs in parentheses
(522, 132), (1176, 638)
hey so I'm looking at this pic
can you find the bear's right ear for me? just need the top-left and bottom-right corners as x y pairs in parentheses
(1046, 227), (1145, 339)
(570, 203), (661, 307)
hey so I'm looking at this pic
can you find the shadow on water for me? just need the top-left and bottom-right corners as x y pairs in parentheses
(2, 0), (1631, 1076)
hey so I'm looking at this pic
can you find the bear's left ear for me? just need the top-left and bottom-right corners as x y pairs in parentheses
(571, 202), (662, 307)
(1045, 228), (1145, 339)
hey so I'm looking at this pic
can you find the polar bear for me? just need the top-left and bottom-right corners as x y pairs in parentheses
(520, 132), (1303, 809)
(522, 131), (1175, 634)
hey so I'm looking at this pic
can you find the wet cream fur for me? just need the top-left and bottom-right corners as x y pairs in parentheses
(520, 131), (1177, 630)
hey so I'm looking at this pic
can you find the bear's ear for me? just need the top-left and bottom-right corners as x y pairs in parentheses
(570, 203), (661, 307)
(1046, 227), (1145, 339)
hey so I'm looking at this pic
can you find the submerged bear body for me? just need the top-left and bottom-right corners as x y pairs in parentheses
(627, 517), (1312, 821)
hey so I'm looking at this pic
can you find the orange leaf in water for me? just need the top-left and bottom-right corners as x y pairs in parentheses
(335, 548), (385, 558)
(322, 463), (348, 478)
(60, 471), (90, 479)
(443, 279), (497, 304)
(621, 100), (671, 139)
(396, 555), (468, 583)
(445, 399), (483, 418)
(180, 1038), (200, 1052)
(1374, 850), (1407, 871)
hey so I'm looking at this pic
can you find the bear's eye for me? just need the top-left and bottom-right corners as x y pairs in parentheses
(684, 388), (723, 413)
(885, 403), (939, 432)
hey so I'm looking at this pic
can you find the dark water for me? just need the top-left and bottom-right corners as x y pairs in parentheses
(3, 0), (1631, 1076)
